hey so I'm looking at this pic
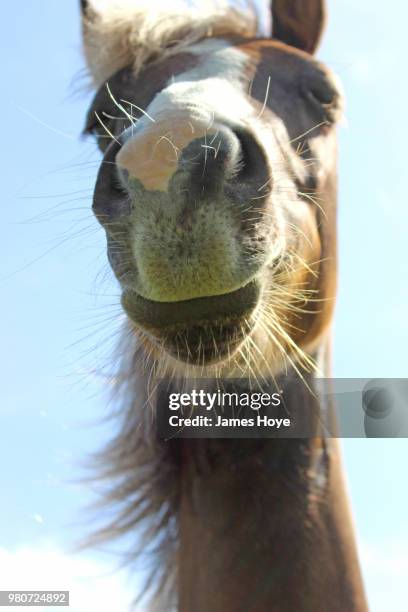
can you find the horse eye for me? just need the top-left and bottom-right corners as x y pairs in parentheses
(83, 123), (110, 152)
(83, 111), (116, 152)
(302, 69), (343, 125)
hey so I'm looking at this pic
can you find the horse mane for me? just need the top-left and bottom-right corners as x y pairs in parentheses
(82, 0), (259, 86)
(85, 322), (183, 609)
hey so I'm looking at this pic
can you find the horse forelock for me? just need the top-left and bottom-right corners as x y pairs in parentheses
(82, 0), (259, 87)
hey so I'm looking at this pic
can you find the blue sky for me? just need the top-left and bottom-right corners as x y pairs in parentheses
(0, 1), (407, 610)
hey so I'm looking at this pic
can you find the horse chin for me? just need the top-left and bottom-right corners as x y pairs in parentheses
(153, 318), (255, 366)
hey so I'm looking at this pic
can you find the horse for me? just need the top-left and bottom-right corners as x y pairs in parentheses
(79, 1), (368, 610)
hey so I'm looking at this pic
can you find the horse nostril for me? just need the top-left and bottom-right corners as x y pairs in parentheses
(176, 126), (243, 198)
(229, 126), (269, 184)
(178, 126), (269, 201)
(92, 139), (132, 225)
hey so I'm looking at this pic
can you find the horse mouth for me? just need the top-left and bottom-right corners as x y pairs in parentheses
(121, 280), (261, 365)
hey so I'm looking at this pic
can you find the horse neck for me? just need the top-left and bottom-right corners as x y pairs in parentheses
(176, 360), (368, 612)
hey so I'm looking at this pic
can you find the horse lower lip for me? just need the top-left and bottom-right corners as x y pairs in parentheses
(121, 280), (261, 331)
